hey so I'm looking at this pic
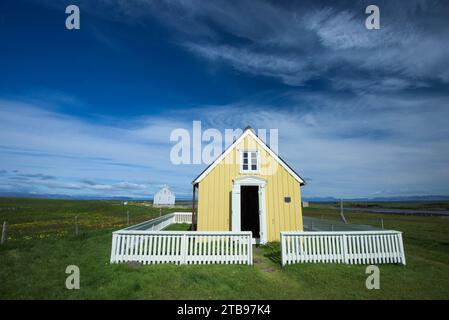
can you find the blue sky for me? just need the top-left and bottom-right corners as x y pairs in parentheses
(1, 0), (449, 199)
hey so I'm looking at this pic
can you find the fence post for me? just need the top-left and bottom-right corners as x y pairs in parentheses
(180, 233), (187, 265)
(340, 199), (347, 224)
(75, 216), (79, 236)
(342, 234), (348, 263)
(126, 210), (130, 226)
(281, 233), (286, 267)
(380, 218), (384, 229)
(1, 221), (6, 245)
(398, 232), (406, 265)
(110, 233), (117, 264)
(247, 233), (253, 265)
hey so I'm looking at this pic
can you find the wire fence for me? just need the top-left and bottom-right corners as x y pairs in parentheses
(303, 216), (383, 232)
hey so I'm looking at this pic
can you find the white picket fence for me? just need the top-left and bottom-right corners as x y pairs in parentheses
(281, 230), (406, 266)
(174, 212), (193, 224)
(110, 230), (253, 265)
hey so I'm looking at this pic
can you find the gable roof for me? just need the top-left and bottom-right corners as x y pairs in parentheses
(155, 185), (174, 194)
(192, 127), (305, 186)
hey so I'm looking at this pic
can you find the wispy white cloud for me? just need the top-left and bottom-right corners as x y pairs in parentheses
(186, 43), (315, 86)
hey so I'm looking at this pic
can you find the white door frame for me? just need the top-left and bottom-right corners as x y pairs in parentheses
(231, 176), (267, 244)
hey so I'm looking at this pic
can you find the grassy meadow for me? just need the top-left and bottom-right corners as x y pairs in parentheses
(0, 198), (448, 299)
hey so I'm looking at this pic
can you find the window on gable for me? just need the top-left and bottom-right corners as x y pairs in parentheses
(241, 151), (259, 173)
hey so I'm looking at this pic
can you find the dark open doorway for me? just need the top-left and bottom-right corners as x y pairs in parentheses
(240, 186), (260, 237)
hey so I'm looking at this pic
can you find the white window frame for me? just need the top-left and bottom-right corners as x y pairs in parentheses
(240, 150), (260, 173)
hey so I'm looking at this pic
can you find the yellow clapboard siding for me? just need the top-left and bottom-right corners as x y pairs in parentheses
(197, 134), (303, 241)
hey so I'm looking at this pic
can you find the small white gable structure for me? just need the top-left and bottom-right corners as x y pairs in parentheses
(153, 185), (175, 206)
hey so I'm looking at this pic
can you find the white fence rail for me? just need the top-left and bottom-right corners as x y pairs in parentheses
(122, 212), (192, 232)
(281, 230), (406, 266)
(110, 231), (253, 265)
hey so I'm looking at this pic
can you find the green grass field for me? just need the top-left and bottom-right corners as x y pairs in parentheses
(0, 198), (448, 299)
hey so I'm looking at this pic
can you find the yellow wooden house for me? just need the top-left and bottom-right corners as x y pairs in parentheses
(191, 127), (305, 243)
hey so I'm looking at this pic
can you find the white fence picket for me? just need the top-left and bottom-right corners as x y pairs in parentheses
(281, 230), (406, 266)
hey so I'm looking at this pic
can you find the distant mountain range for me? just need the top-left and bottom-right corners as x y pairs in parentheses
(303, 195), (449, 202)
(1, 191), (449, 202)
(0, 192), (136, 201)
(0, 191), (193, 201)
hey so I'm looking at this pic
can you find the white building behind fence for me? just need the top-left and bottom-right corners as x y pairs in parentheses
(153, 185), (175, 206)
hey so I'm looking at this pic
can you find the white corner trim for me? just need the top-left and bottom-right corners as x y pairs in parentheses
(193, 129), (304, 185)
